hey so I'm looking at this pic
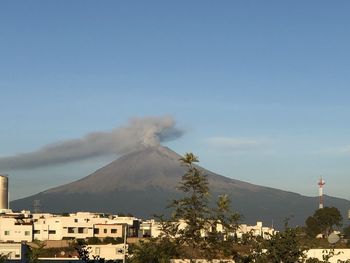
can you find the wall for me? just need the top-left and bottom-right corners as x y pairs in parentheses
(306, 249), (350, 263)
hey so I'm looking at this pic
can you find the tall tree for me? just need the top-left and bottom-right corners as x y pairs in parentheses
(130, 152), (241, 262)
(305, 207), (342, 238)
(170, 152), (211, 258)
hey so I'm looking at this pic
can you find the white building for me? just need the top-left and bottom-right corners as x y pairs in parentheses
(32, 212), (140, 241)
(0, 212), (33, 242)
(235, 221), (275, 239)
(0, 242), (27, 260)
(140, 219), (275, 240)
(89, 244), (128, 260)
(140, 219), (162, 237)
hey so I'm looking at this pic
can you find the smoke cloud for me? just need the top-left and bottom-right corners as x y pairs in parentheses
(0, 116), (183, 171)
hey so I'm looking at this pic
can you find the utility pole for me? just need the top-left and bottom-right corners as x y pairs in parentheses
(123, 224), (127, 263)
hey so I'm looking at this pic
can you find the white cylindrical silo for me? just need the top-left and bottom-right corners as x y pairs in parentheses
(0, 175), (9, 209)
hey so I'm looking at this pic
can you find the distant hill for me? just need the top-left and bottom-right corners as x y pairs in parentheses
(11, 146), (350, 229)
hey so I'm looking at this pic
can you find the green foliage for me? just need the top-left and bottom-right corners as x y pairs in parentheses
(0, 253), (8, 263)
(129, 238), (179, 263)
(205, 194), (241, 258)
(86, 236), (102, 244)
(75, 242), (105, 263)
(26, 240), (46, 263)
(305, 215), (321, 238)
(131, 152), (347, 262)
(171, 153), (241, 260)
(343, 224), (350, 239)
(305, 207), (342, 238)
(86, 236), (124, 245)
(103, 236), (124, 244)
(235, 226), (307, 263)
(262, 227), (306, 263)
(131, 152), (241, 262)
(171, 153), (211, 257)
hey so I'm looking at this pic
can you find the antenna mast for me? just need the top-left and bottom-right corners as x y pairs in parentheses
(318, 177), (325, 209)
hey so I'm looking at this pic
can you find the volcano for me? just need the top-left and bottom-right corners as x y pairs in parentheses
(10, 146), (350, 229)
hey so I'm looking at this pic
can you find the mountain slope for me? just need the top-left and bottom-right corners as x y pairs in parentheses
(11, 146), (350, 229)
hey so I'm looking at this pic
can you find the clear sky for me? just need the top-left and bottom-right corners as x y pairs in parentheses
(1, 1), (350, 201)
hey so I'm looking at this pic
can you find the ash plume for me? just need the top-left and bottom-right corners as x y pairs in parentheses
(0, 116), (183, 171)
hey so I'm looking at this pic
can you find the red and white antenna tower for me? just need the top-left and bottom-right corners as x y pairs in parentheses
(318, 177), (325, 209)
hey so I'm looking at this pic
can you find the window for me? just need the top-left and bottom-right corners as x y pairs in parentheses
(68, 227), (75, 233)
(111, 229), (117, 234)
(74, 219), (78, 223)
(48, 230), (56, 234)
(103, 229), (107, 234)
(25, 231), (31, 236)
(94, 229), (100, 234)
(4, 231), (10, 235)
(78, 228), (86, 234)
(34, 230), (40, 234)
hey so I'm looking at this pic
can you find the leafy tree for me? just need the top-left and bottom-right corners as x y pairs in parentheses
(170, 153), (211, 259)
(236, 221), (307, 263)
(260, 226), (307, 263)
(75, 240), (104, 263)
(305, 207), (342, 238)
(305, 216), (321, 238)
(129, 238), (179, 263)
(0, 253), (8, 263)
(205, 194), (241, 259)
(130, 152), (241, 262)
(343, 224), (350, 239)
(26, 240), (46, 263)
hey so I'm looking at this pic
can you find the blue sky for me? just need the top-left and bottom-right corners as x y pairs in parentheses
(1, 1), (350, 201)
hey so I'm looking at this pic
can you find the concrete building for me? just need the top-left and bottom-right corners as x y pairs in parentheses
(140, 219), (275, 240)
(89, 244), (128, 261)
(305, 249), (350, 263)
(140, 219), (162, 237)
(32, 212), (140, 241)
(0, 242), (27, 260)
(94, 223), (124, 239)
(0, 212), (33, 242)
(235, 221), (276, 239)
